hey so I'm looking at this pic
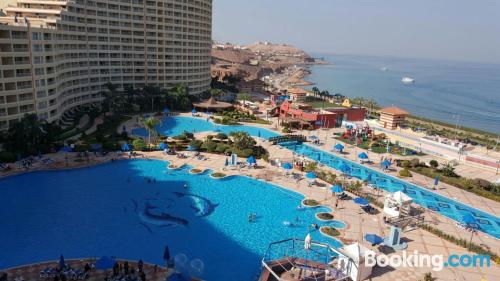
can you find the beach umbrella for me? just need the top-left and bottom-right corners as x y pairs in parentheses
(331, 185), (343, 193)
(224, 158), (229, 166)
(95, 256), (116, 270)
(364, 234), (384, 245)
(191, 108), (197, 114)
(59, 145), (72, 153)
(334, 143), (344, 151)
(434, 176), (440, 186)
(381, 159), (391, 169)
(59, 254), (66, 269)
(158, 142), (168, 150)
(282, 162), (293, 170)
(309, 135), (318, 140)
(121, 143), (131, 152)
(163, 108), (170, 114)
(353, 197), (369, 206)
(247, 155), (256, 165)
(358, 152), (369, 160)
(305, 172), (317, 179)
(187, 145), (197, 151)
(257, 130), (261, 138)
(205, 110), (212, 115)
(163, 246), (171, 261)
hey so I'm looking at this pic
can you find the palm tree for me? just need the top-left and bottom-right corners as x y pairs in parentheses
(141, 117), (160, 145)
(104, 82), (120, 113)
(365, 98), (378, 118)
(237, 93), (251, 106)
(143, 85), (162, 111)
(311, 87), (320, 99)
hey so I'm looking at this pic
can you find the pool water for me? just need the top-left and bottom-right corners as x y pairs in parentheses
(134, 116), (500, 238)
(0, 159), (343, 280)
(132, 116), (279, 139)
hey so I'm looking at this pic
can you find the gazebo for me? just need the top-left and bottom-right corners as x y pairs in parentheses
(193, 97), (233, 112)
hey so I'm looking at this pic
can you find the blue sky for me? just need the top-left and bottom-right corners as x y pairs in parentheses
(213, 0), (500, 63)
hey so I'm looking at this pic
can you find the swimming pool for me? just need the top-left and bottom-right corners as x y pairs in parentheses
(132, 116), (279, 139)
(134, 116), (500, 239)
(0, 159), (343, 280)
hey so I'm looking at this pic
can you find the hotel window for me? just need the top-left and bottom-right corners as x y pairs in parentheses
(32, 32), (42, 40)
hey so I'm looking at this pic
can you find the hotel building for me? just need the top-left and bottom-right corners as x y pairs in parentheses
(0, 0), (212, 131)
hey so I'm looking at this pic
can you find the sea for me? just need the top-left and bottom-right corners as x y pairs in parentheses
(305, 54), (500, 134)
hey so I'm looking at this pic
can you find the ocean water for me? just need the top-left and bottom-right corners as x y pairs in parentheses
(306, 54), (500, 134)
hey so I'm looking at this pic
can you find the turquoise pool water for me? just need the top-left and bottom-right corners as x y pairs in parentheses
(134, 116), (500, 239)
(132, 116), (279, 139)
(0, 160), (343, 280)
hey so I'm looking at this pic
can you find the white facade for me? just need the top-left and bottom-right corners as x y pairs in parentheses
(0, 0), (212, 130)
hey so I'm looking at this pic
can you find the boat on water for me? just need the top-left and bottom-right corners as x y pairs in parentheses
(380, 67), (388, 71)
(401, 77), (415, 84)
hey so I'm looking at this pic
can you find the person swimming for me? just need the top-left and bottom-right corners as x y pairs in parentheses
(248, 213), (257, 222)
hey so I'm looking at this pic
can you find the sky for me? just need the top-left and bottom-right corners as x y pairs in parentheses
(213, 0), (500, 64)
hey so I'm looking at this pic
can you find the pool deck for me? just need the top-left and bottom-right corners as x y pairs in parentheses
(1, 114), (499, 281)
(0, 258), (170, 281)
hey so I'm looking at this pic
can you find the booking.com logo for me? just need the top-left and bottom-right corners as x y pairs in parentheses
(364, 250), (491, 271)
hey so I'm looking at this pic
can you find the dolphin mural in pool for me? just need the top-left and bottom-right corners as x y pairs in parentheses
(131, 199), (189, 228)
(173, 192), (219, 217)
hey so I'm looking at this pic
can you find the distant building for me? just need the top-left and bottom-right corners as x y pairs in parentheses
(379, 107), (409, 129)
(236, 79), (265, 93)
(342, 98), (352, 107)
(286, 88), (310, 102)
(279, 100), (366, 129)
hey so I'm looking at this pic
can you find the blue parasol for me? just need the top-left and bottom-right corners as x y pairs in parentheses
(247, 155), (256, 165)
(381, 159), (391, 168)
(163, 108), (170, 114)
(334, 143), (344, 151)
(434, 176), (439, 186)
(364, 234), (384, 245)
(353, 197), (369, 206)
(309, 135), (318, 140)
(121, 143), (131, 152)
(331, 185), (343, 193)
(305, 172), (317, 179)
(158, 142), (168, 150)
(191, 108), (197, 114)
(224, 157), (229, 166)
(358, 152), (369, 159)
(257, 131), (261, 138)
(282, 162), (293, 170)
(60, 145), (72, 153)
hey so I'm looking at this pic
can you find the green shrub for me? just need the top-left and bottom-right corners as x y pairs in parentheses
(399, 168), (412, 177)
(215, 143), (229, 153)
(320, 226), (340, 237)
(189, 139), (203, 150)
(317, 213), (334, 220)
(211, 172), (226, 178)
(216, 132), (228, 140)
(429, 160), (439, 169)
(201, 141), (218, 152)
(132, 139), (146, 151)
(303, 199), (319, 206)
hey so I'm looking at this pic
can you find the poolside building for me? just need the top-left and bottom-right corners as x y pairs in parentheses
(286, 88), (310, 102)
(0, 0), (213, 131)
(279, 100), (366, 129)
(378, 107), (409, 130)
(193, 97), (233, 112)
